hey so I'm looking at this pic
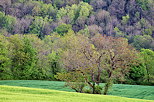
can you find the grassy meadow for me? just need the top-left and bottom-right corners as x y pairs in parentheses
(0, 80), (154, 101)
(0, 85), (154, 102)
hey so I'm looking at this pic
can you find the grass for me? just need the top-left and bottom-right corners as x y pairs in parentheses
(0, 80), (154, 100)
(0, 85), (154, 102)
(0, 80), (73, 92)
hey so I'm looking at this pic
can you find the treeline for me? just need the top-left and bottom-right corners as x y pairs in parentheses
(0, 32), (154, 94)
(0, 32), (154, 83)
(0, 34), (60, 80)
(0, 0), (154, 49)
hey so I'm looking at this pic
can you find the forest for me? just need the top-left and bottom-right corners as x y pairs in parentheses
(0, 0), (154, 95)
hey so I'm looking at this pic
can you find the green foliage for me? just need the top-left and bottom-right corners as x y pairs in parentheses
(104, 79), (113, 95)
(139, 18), (153, 36)
(25, 35), (57, 80)
(94, 85), (102, 94)
(4, 15), (16, 33)
(142, 28), (153, 35)
(55, 24), (72, 36)
(53, 0), (65, 8)
(0, 34), (61, 80)
(83, 85), (103, 94)
(48, 51), (61, 79)
(0, 35), (12, 79)
(78, 2), (93, 19)
(0, 12), (5, 28)
(8, 35), (37, 79)
(83, 0), (90, 3)
(136, 0), (150, 10)
(22, 36), (38, 79)
(56, 7), (68, 20)
(78, 25), (90, 37)
(131, 35), (153, 50)
(29, 16), (52, 39)
(140, 49), (154, 83)
(55, 71), (86, 92)
(8, 35), (25, 79)
(0, 12), (16, 33)
(128, 64), (146, 84)
(31, 1), (57, 18)
(56, 2), (92, 23)
(114, 27), (124, 37)
(122, 15), (130, 25)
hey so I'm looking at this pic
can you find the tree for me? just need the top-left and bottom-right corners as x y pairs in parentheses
(0, 35), (12, 79)
(55, 33), (138, 94)
(114, 27), (124, 37)
(13, 16), (33, 34)
(0, 12), (6, 28)
(31, 1), (57, 18)
(91, 34), (138, 95)
(55, 23), (72, 36)
(55, 33), (104, 94)
(126, 53), (147, 85)
(128, 63), (146, 84)
(56, 2), (92, 24)
(136, 0), (150, 10)
(108, 0), (126, 19)
(56, 71), (86, 93)
(122, 15), (130, 25)
(29, 16), (52, 39)
(8, 35), (37, 79)
(90, 0), (107, 11)
(25, 34), (54, 80)
(140, 49), (154, 83)
(48, 51), (61, 80)
(131, 35), (154, 50)
(0, 12), (16, 33)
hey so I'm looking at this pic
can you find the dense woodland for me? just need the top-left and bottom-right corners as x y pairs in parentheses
(0, 0), (154, 94)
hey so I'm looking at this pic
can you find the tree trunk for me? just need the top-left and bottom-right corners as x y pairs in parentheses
(103, 78), (113, 95)
(146, 65), (150, 83)
(92, 82), (95, 94)
(103, 71), (113, 95)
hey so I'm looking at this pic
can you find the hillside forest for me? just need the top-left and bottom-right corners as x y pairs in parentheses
(0, 0), (154, 94)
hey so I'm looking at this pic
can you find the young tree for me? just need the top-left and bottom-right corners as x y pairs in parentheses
(8, 35), (37, 79)
(26, 34), (54, 80)
(140, 49), (154, 83)
(29, 16), (52, 39)
(56, 71), (86, 93)
(0, 35), (12, 79)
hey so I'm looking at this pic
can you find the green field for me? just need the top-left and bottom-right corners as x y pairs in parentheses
(0, 85), (154, 102)
(0, 80), (154, 101)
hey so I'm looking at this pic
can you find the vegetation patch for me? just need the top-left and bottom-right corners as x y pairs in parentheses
(0, 80), (154, 100)
(0, 85), (153, 102)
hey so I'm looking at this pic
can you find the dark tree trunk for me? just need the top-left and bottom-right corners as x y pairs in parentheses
(92, 82), (95, 94)
(103, 78), (113, 95)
